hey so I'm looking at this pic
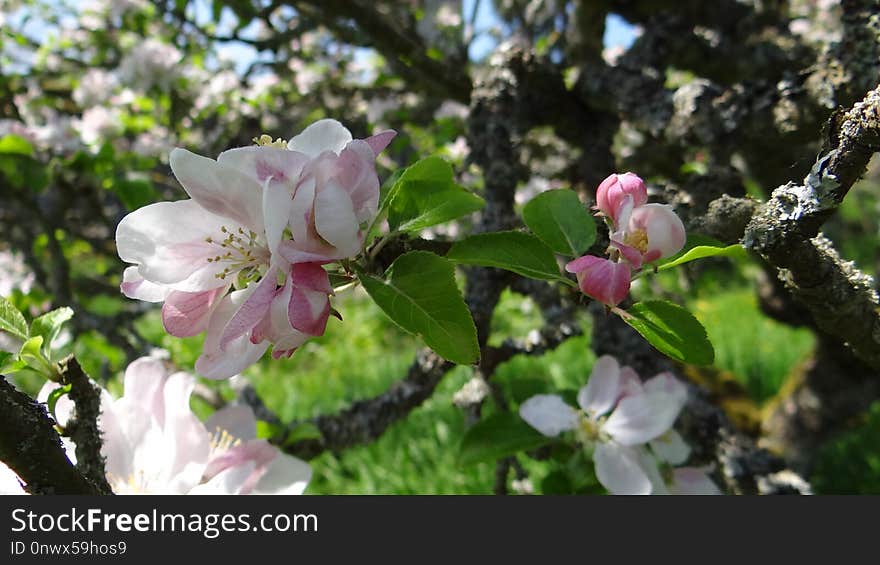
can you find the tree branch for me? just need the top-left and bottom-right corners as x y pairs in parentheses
(0, 375), (104, 494)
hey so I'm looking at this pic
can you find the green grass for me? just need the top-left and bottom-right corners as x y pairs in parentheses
(689, 288), (816, 403)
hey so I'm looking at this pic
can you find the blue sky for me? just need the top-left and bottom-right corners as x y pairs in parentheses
(6, 1), (637, 75)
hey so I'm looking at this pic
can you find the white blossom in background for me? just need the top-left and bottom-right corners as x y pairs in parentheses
(0, 249), (35, 297)
(39, 357), (311, 495)
(442, 136), (469, 162)
(288, 59), (322, 95)
(118, 39), (182, 91)
(132, 126), (174, 159)
(78, 105), (123, 147)
(433, 100), (469, 121)
(0, 119), (36, 142)
(193, 70), (241, 115)
(520, 355), (719, 495)
(73, 68), (119, 108)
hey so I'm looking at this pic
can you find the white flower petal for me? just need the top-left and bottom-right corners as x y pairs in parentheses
(650, 430), (691, 465)
(578, 355), (621, 416)
(206, 405), (258, 442)
(251, 453), (312, 495)
(313, 179), (360, 256)
(170, 148), (265, 234)
(602, 390), (687, 446)
(286, 119), (352, 157)
(121, 266), (169, 302)
(670, 468), (722, 495)
(519, 394), (578, 437)
(594, 442), (653, 495)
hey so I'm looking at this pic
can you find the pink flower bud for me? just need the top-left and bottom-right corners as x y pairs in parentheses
(595, 172), (648, 224)
(565, 255), (632, 306)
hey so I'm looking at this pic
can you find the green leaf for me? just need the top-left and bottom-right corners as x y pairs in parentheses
(256, 420), (283, 440)
(384, 156), (484, 233)
(357, 251), (479, 365)
(0, 296), (29, 340)
(653, 233), (723, 268)
(623, 300), (715, 366)
(522, 189), (596, 256)
(46, 384), (72, 423)
(30, 307), (73, 357)
(458, 412), (554, 466)
(113, 178), (158, 211)
(447, 231), (566, 282)
(657, 244), (746, 271)
(0, 134), (35, 156)
(284, 422), (323, 445)
(19, 335), (52, 375)
(0, 351), (12, 372)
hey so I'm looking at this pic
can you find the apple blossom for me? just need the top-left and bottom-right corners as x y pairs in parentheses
(611, 201), (687, 269)
(38, 357), (311, 495)
(519, 355), (689, 495)
(565, 171), (686, 306)
(277, 119), (396, 264)
(116, 119), (392, 378)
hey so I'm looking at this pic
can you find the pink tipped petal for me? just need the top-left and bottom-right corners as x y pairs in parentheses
(610, 239), (644, 269)
(219, 267), (278, 350)
(288, 285), (330, 336)
(602, 390), (688, 446)
(197, 287), (271, 379)
(596, 174), (647, 223)
(336, 140), (381, 222)
(578, 355), (621, 416)
(286, 119), (353, 157)
(575, 258), (631, 306)
(216, 146), (309, 186)
(116, 200), (233, 291)
(169, 148), (265, 234)
(290, 262), (333, 294)
(121, 267), (168, 302)
(162, 287), (225, 338)
(519, 394), (579, 437)
(670, 468), (722, 495)
(277, 239), (340, 265)
(594, 442), (653, 495)
(565, 254), (601, 274)
(364, 129), (396, 156)
(205, 405), (257, 442)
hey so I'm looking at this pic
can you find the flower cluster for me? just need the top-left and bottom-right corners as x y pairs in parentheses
(519, 355), (719, 495)
(566, 173), (686, 306)
(116, 120), (395, 379)
(0, 357), (310, 495)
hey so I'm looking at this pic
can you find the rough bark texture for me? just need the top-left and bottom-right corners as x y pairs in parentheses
(0, 375), (103, 494)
